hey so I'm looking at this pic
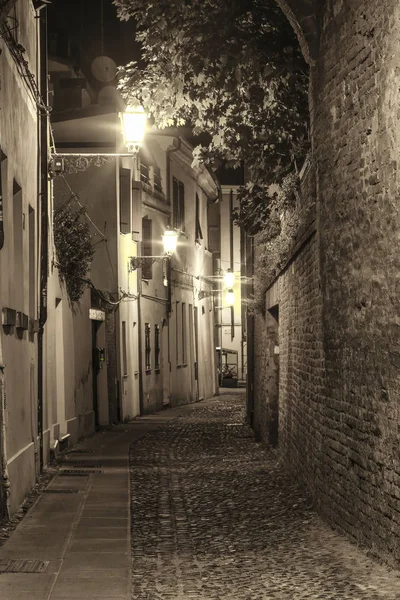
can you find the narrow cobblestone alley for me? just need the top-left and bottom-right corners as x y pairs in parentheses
(130, 392), (400, 600)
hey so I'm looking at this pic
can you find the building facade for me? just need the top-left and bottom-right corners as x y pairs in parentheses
(0, 0), (42, 516)
(48, 98), (220, 429)
(208, 183), (246, 387)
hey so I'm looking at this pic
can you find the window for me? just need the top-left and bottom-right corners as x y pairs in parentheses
(153, 166), (162, 194)
(172, 177), (185, 231)
(195, 193), (203, 242)
(182, 303), (186, 364)
(119, 168), (130, 234)
(145, 323), (151, 370)
(140, 161), (150, 186)
(154, 325), (160, 370)
(142, 217), (153, 279)
(13, 180), (23, 309)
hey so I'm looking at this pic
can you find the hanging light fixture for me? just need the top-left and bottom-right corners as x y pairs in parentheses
(225, 289), (235, 307)
(223, 268), (235, 289)
(119, 105), (147, 153)
(162, 227), (178, 256)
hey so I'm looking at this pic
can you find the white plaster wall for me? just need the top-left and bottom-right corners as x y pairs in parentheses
(0, 0), (39, 514)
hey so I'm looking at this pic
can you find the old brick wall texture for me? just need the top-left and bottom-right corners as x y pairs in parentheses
(253, 0), (400, 566)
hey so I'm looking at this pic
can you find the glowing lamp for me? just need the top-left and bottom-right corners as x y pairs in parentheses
(119, 105), (147, 152)
(162, 228), (178, 256)
(224, 268), (235, 289)
(225, 289), (235, 307)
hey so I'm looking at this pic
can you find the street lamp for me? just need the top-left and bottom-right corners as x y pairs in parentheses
(119, 105), (147, 153)
(162, 227), (178, 256)
(129, 228), (178, 271)
(225, 289), (235, 307)
(223, 268), (235, 289)
(50, 104), (147, 176)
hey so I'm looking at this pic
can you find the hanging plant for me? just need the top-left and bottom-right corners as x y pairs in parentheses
(53, 204), (94, 303)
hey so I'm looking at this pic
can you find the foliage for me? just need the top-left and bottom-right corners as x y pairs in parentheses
(232, 170), (299, 235)
(114, 0), (309, 232)
(54, 204), (95, 303)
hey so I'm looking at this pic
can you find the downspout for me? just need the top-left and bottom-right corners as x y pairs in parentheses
(37, 6), (49, 470)
(0, 339), (10, 519)
(166, 137), (181, 314)
(0, 15), (9, 521)
(164, 138), (181, 403)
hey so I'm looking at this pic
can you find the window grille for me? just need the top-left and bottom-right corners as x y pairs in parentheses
(142, 218), (153, 279)
(154, 325), (160, 370)
(145, 323), (151, 370)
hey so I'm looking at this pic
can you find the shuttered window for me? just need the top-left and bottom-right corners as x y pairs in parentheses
(195, 193), (203, 242)
(172, 177), (185, 231)
(145, 323), (151, 370)
(142, 217), (153, 279)
(119, 168), (130, 234)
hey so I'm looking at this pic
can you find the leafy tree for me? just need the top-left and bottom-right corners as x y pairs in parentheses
(114, 0), (309, 234)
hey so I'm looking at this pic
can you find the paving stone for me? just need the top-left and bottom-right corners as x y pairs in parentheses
(129, 394), (400, 600)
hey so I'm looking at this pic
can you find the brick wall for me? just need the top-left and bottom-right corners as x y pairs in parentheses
(316, 0), (400, 562)
(252, 0), (400, 566)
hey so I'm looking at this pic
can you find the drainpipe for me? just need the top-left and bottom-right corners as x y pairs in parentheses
(163, 137), (181, 399)
(137, 292), (144, 414)
(37, 7), (49, 470)
(166, 137), (181, 314)
(0, 133), (7, 520)
(0, 345), (10, 519)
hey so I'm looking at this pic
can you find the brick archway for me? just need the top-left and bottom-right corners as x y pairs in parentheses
(274, 0), (317, 66)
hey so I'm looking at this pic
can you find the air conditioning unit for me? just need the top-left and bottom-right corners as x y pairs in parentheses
(16, 312), (29, 330)
(2, 308), (16, 326)
(29, 319), (39, 334)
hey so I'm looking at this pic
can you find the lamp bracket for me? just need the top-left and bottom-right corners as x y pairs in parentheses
(129, 256), (167, 272)
(198, 289), (217, 300)
(49, 153), (135, 178)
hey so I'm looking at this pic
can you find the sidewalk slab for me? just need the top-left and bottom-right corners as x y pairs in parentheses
(0, 414), (174, 599)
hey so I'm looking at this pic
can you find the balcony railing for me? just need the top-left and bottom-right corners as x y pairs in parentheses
(139, 163), (165, 201)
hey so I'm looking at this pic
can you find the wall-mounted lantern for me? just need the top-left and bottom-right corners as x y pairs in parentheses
(50, 104), (148, 176)
(161, 227), (178, 256)
(119, 105), (147, 153)
(225, 289), (235, 307)
(223, 268), (235, 289)
(129, 227), (178, 271)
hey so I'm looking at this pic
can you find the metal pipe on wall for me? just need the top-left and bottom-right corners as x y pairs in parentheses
(37, 6), (49, 470)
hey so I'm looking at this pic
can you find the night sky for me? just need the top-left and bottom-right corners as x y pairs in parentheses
(47, 0), (139, 83)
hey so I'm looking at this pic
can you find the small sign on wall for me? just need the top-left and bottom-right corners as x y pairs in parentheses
(89, 309), (105, 321)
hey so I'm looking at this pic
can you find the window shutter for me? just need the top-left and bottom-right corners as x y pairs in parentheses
(119, 168), (130, 234)
(195, 193), (203, 241)
(142, 218), (153, 279)
(173, 177), (179, 229)
(179, 181), (185, 231)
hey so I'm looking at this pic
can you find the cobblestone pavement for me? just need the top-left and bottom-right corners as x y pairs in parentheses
(129, 393), (400, 600)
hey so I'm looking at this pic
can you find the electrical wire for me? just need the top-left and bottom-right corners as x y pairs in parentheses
(78, 277), (138, 306)
(60, 175), (107, 241)
(0, 17), (50, 114)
